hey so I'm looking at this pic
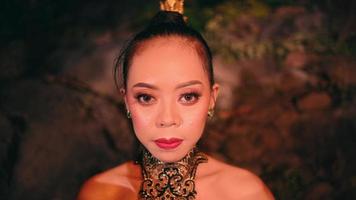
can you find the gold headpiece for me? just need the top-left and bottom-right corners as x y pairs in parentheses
(160, 0), (184, 15)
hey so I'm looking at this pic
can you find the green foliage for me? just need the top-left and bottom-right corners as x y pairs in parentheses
(264, 0), (299, 8)
(203, 0), (355, 60)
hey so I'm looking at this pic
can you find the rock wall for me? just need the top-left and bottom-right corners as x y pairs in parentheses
(1, 1), (355, 199)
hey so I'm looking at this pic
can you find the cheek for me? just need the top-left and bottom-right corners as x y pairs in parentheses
(127, 101), (155, 136)
(180, 101), (209, 137)
(132, 108), (152, 126)
(131, 112), (151, 134)
(182, 107), (207, 127)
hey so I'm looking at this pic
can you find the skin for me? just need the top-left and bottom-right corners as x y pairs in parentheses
(77, 36), (274, 200)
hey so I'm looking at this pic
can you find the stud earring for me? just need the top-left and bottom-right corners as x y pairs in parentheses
(126, 110), (131, 118)
(207, 108), (214, 118)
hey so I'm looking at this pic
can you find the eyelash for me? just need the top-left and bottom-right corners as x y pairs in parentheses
(134, 92), (201, 105)
(179, 92), (201, 105)
(135, 93), (155, 105)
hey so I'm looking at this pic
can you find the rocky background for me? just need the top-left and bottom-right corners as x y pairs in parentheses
(1, 0), (355, 199)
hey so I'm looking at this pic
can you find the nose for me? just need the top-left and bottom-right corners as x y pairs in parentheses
(156, 100), (181, 128)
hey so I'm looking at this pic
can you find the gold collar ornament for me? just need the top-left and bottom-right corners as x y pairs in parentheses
(160, 0), (184, 14)
(138, 147), (208, 199)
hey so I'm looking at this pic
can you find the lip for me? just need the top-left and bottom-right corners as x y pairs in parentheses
(154, 138), (183, 150)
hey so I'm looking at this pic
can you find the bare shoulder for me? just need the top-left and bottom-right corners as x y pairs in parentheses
(205, 156), (275, 200)
(77, 162), (141, 200)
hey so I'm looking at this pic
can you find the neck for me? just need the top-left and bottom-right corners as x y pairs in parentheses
(138, 147), (208, 199)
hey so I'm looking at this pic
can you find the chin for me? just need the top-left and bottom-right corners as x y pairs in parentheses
(155, 152), (185, 163)
(149, 147), (191, 163)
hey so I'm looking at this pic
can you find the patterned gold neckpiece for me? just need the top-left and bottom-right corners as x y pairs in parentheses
(138, 147), (208, 199)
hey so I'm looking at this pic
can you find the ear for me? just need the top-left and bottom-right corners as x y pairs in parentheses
(209, 83), (219, 109)
(120, 88), (129, 110)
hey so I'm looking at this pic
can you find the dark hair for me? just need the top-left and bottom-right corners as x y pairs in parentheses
(114, 11), (215, 89)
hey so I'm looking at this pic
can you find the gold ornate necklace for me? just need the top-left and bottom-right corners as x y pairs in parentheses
(138, 147), (208, 199)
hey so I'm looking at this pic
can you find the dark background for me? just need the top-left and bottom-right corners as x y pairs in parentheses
(1, 0), (355, 199)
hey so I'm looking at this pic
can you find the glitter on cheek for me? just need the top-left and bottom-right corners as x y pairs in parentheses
(184, 114), (198, 126)
(127, 98), (157, 140)
(180, 108), (208, 138)
(132, 109), (155, 131)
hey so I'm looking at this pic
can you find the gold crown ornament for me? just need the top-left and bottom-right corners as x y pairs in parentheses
(160, 0), (185, 14)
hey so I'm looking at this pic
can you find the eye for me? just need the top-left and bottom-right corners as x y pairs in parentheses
(179, 92), (201, 105)
(135, 93), (155, 105)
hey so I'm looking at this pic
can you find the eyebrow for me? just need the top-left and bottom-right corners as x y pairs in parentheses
(132, 82), (158, 90)
(132, 80), (203, 90)
(176, 80), (203, 89)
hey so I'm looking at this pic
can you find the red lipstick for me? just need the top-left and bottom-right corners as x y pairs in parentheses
(154, 138), (183, 150)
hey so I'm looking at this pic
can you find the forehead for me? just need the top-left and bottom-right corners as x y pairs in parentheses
(128, 36), (209, 86)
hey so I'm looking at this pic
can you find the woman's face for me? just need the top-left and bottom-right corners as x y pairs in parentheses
(124, 36), (219, 162)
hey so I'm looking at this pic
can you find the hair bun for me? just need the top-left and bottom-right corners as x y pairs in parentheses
(149, 11), (186, 27)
